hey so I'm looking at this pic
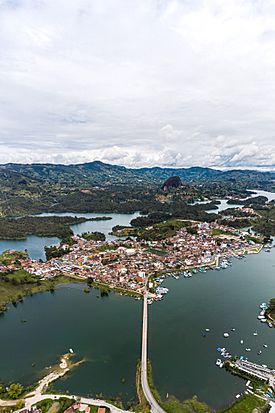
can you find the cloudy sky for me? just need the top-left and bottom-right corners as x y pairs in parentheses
(0, 0), (275, 169)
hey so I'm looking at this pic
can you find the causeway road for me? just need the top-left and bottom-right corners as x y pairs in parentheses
(141, 291), (166, 413)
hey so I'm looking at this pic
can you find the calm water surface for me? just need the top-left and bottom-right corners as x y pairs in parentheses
(150, 246), (275, 409)
(0, 246), (274, 409)
(0, 212), (140, 260)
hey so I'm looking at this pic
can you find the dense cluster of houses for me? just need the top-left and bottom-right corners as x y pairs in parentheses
(1, 222), (259, 297)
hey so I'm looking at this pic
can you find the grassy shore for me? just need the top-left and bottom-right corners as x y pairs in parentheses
(134, 361), (150, 413)
(220, 394), (267, 413)
(0, 274), (83, 314)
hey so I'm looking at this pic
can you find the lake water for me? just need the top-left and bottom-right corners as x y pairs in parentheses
(0, 246), (274, 410)
(248, 189), (275, 202)
(0, 212), (140, 261)
(0, 189), (274, 259)
(206, 189), (275, 214)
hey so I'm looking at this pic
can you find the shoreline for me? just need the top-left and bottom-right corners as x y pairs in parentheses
(0, 353), (129, 413)
(0, 240), (269, 413)
(0, 242), (264, 314)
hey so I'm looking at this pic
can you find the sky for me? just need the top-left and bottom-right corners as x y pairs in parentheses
(0, 0), (275, 169)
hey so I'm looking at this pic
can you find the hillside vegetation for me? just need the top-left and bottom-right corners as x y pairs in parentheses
(0, 161), (274, 217)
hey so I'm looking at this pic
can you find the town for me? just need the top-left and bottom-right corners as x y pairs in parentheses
(1, 221), (263, 302)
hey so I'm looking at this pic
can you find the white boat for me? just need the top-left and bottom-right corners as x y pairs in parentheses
(205, 328), (210, 332)
(263, 344), (268, 348)
(216, 358), (222, 366)
(240, 340), (244, 344)
(245, 348), (251, 352)
(69, 348), (74, 354)
(223, 332), (229, 338)
(253, 332), (258, 336)
(260, 303), (267, 309)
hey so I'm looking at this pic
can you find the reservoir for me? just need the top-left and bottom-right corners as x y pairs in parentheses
(0, 245), (274, 410)
(0, 212), (140, 261)
(0, 189), (272, 259)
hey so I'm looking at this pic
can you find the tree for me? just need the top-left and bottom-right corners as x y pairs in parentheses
(0, 383), (5, 394)
(6, 383), (24, 399)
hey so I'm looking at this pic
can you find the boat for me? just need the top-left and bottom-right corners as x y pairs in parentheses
(253, 332), (258, 336)
(240, 340), (244, 344)
(69, 348), (74, 354)
(205, 328), (210, 332)
(223, 332), (229, 338)
(245, 348), (251, 352)
(260, 303), (268, 309)
(260, 310), (265, 315)
(216, 358), (223, 367)
(257, 350), (262, 355)
(231, 328), (236, 332)
(263, 344), (268, 348)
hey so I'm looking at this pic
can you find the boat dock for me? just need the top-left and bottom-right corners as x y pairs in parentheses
(231, 359), (275, 388)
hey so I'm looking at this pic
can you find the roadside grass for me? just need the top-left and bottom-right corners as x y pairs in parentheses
(134, 360), (150, 413)
(36, 397), (73, 413)
(46, 401), (60, 413)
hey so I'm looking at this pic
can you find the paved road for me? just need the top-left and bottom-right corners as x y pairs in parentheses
(1, 393), (130, 413)
(141, 291), (166, 413)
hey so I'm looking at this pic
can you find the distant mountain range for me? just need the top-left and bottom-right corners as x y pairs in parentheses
(1, 161), (275, 188)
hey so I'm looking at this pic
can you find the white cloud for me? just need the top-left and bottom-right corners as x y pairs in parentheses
(0, 0), (274, 168)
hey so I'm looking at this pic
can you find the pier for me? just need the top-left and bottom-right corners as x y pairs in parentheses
(231, 359), (275, 389)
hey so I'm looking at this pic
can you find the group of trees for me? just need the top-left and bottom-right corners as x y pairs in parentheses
(45, 244), (71, 260)
(0, 382), (24, 400)
(0, 216), (90, 240)
(81, 231), (106, 241)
